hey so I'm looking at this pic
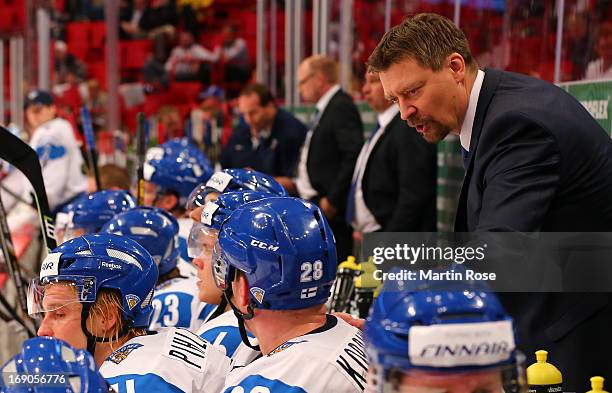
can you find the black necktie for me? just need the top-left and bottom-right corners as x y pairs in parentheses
(461, 146), (470, 169)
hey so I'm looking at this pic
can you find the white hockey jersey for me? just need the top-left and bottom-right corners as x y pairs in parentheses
(197, 309), (257, 358)
(149, 276), (212, 332)
(100, 328), (230, 393)
(29, 117), (87, 210)
(224, 315), (368, 393)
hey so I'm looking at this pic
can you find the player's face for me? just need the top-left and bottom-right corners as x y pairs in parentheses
(37, 284), (88, 350)
(368, 368), (504, 393)
(379, 56), (467, 143)
(192, 230), (223, 304)
(143, 181), (157, 206)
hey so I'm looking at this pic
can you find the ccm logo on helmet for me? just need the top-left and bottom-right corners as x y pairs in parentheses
(250, 240), (279, 252)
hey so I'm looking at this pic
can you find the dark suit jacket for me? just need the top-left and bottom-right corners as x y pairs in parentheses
(454, 68), (612, 391)
(361, 113), (437, 231)
(307, 89), (363, 211)
(221, 108), (307, 177)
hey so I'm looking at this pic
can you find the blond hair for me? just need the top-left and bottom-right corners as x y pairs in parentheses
(305, 55), (339, 84)
(88, 289), (146, 350)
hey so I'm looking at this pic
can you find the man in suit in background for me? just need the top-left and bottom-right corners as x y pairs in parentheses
(276, 55), (363, 262)
(348, 70), (437, 247)
(368, 13), (612, 391)
(221, 83), (307, 177)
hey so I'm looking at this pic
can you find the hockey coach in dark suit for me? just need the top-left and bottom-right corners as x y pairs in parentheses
(277, 55), (363, 262)
(368, 12), (612, 392)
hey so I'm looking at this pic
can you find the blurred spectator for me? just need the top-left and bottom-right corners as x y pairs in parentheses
(120, 0), (147, 39)
(584, 20), (612, 80)
(221, 83), (307, 177)
(158, 105), (184, 140)
(79, 79), (108, 130)
(82, 0), (105, 20)
(53, 41), (87, 85)
(139, 0), (178, 38)
(190, 86), (232, 164)
(213, 24), (251, 96)
(165, 30), (216, 84)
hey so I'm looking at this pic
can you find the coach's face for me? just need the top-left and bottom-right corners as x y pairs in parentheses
(379, 54), (470, 143)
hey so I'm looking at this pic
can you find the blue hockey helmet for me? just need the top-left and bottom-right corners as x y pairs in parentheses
(101, 206), (180, 276)
(185, 168), (288, 210)
(55, 190), (136, 244)
(144, 137), (214, 205)
(0, 337), (109, 393)
(364, 278), (525, 393)
(28, 234), (158, 352)
(212, 197), (336, 311)
(187, 190), (271, 258)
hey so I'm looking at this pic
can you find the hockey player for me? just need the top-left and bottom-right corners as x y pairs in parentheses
(101, 206), (210, 331)
(364, 279), (527, 393)
(27, 234), (230, 392)
(0, 336), (110, 392)
(54, 190), (136, 244)
(185, 168), (288, 211)
(144, 137), (214, 261)
(24, 90), (87, 212)
(188, 190), (270, 357)
(213, 197), (368, 392)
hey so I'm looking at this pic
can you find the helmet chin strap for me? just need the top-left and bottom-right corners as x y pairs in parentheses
(80, 303), (131, 355)
(223, 290), (260, 351)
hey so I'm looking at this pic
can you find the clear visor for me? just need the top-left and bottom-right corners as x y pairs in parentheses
(367, 360), (527, 393)
(27, 277), (97, 318)
(187, 221), (219, 259)
(211, 242), (230, 290)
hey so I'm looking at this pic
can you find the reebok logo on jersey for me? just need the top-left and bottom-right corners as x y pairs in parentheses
(102, 261), (122, 270)
(126, 294), (140, 310)
(250, 287), (266, 304)
(107, 343), (143, 364)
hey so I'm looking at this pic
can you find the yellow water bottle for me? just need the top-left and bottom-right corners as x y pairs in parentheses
(527, 350), (563, 393)
(586, 377), (608, 393)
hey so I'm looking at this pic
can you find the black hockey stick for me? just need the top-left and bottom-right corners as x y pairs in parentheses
(81, 106), (101, 191)
(0, 287), (36, 337)
(136, 112), (146, 205)
(0, 191), (29, 315)
(0, 125), (57, 253)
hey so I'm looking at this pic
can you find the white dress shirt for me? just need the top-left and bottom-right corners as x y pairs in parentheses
(295, 84), (342, 200)
(460, 69), (485, 152)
